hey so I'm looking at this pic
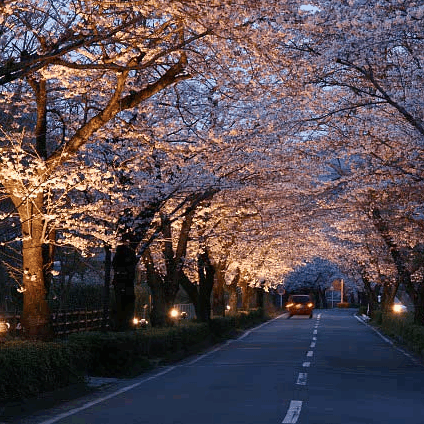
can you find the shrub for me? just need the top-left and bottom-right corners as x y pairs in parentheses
(0, 340), (87, 402)
(371, 310), (383, 325)
(68, 322), (210, 377)
(0, 309), (270, 401)
(377, 312), (424, 358)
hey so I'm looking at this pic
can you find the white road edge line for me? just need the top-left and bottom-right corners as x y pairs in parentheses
(313, 329), (318, 334)
(40, 313), (287, 424)
(354, 314), (423, 367)
(302, 361), (310, 367)
(307, 350), (314, 357)
(282, 400), (303, 423)
(310, 342), (316, 348)
(37, 366), (177, 424)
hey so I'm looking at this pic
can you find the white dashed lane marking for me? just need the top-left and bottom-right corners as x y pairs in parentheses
(282, 312), (321, 424)
(296, 372), (308, 386)
(282, 400), (303, 423)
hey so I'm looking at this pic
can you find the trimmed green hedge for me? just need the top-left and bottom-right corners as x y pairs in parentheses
(0, 340), (87, 402)
(371, 311), (424, 359)
(68, 322), (211, 377)
(0, 309), (268, 402)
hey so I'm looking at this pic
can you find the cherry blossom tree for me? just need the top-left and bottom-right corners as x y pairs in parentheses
(0, 0), (302, 337)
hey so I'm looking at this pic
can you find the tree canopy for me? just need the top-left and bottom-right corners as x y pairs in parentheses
(1, 0), (424, 333)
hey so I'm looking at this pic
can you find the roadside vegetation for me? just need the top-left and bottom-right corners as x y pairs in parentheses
(365, 309), (424, 362)
(0, 309), (268, 403)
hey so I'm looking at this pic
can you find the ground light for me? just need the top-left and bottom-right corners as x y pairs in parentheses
(392, 304), (407, 313)
(132, 317), (148, 327)
(170, 308), (179, 319)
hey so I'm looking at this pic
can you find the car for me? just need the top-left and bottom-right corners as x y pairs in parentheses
(286, 294), (314, 318)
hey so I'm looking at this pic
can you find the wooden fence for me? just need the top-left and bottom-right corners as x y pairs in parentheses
(0, 309), (108, 337)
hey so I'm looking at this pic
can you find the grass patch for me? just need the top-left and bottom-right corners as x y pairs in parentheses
(370, 311), (424, 359)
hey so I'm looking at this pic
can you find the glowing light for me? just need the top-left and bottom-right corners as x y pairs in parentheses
(170, 308), (179, 318)
(393, 304), (406, 313)
(0, 321), (10, 334)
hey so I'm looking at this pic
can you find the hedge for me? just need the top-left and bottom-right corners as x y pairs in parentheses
(0, 340), (87, 402)
(68, 322), (211, 377)
(0, 309), (268, 402)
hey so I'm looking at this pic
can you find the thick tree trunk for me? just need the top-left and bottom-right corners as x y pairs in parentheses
(18, 194), (52, 338)
(112, 244), (137, 331)
(149, 277), (168, 327)
(21, 239), (51, 338)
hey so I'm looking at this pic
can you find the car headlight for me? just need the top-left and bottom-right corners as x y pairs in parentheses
(307, 303), (313, 308)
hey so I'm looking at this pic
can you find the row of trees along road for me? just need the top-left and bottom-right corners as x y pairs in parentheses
(1, 1), (424, 337)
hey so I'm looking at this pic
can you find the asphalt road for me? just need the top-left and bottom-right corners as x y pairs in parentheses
(14, 309), (424, 424)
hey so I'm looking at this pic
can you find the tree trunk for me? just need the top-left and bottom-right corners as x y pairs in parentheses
(240, 275), (249, 311)
(212, 261), (226, 317)
(149, 276), (168, 327)
(161, 213), (184, 313)
(227, 268), (240, 315)
(412, 280), (424, 326)
(370, 207), (423, 322)
(18, 194), (51, 339)
(112, 244), (137, 330)
(102, 244), (112, 331)
(142, 248), (168, 327)
(179, 271), (200, 319)
(317, 286), (327, 309)
(197, 250), (215, 323)
(361, 271), (379, 315)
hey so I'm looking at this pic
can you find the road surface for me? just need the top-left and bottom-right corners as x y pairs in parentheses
(14, 309), (424, 424)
